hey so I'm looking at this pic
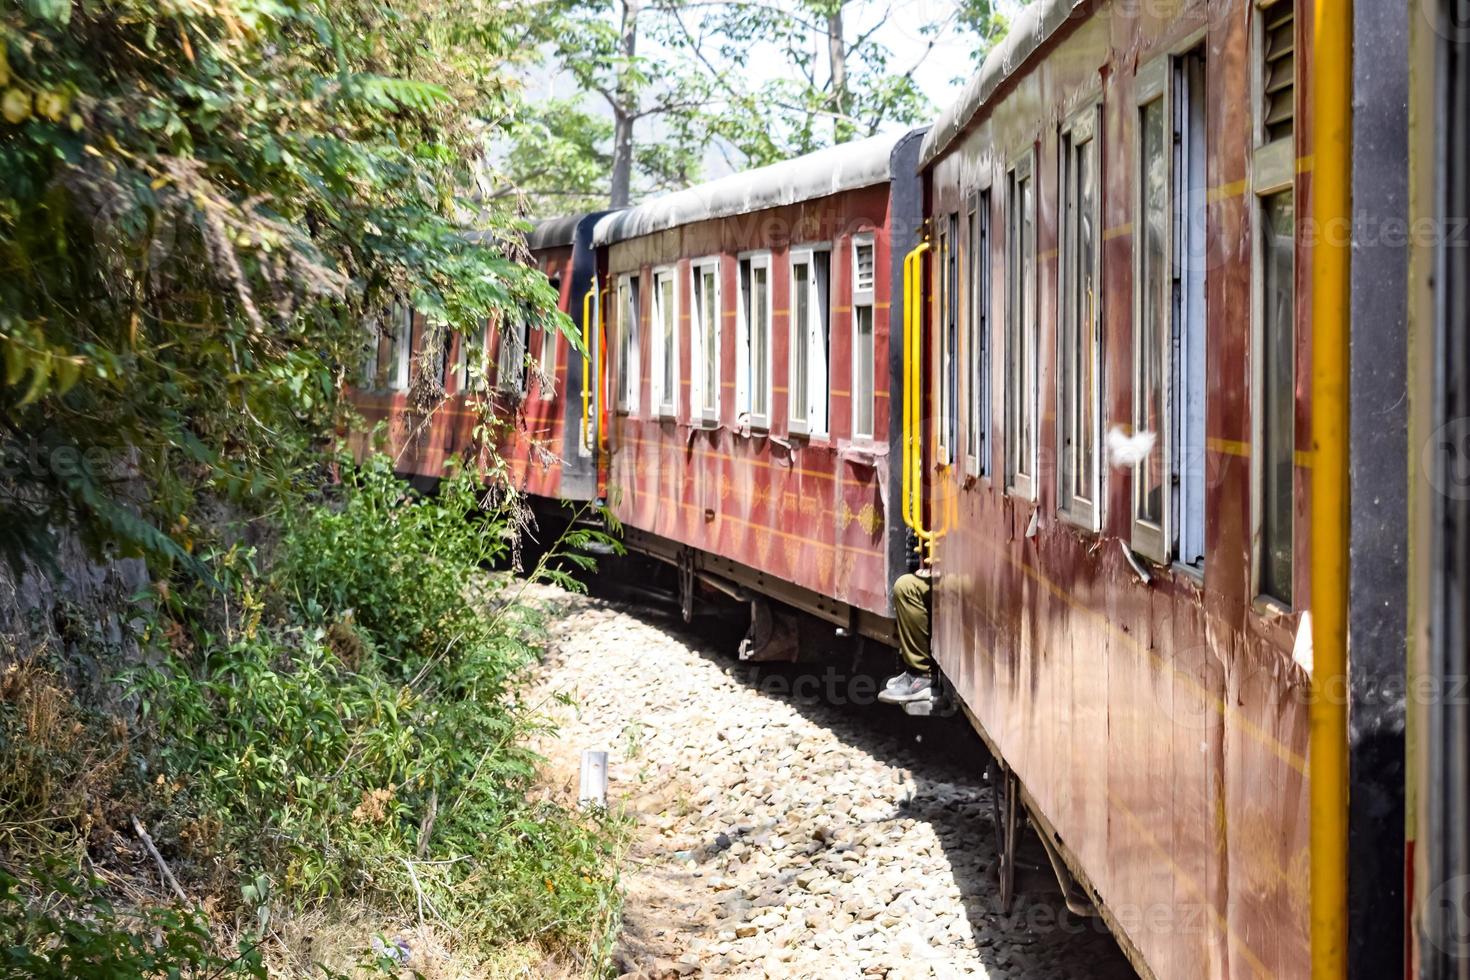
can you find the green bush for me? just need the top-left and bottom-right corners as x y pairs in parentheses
(113, 457), (624, 967)
(0, 869), (263, 979)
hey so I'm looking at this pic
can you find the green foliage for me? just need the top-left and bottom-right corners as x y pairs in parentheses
(0, 868), (263, 980)
(119, 457), (624, 962)
(0, 0), (626, 970)
(503, 98), (615, 215)
(0, 0), (570, 578)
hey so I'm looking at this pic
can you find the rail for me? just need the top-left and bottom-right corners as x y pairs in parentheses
(901, 240), (933, 554)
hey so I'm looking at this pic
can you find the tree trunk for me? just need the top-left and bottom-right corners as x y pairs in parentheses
(826, 3), (853, 144)
(609, 0), (641, 208)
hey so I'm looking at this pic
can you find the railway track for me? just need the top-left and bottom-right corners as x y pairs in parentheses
(525, 580), (1137, 979)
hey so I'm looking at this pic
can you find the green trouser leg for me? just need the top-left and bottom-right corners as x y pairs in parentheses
(892, 572), (932, 675)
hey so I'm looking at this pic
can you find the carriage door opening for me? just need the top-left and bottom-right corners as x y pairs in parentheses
(1174, 48), (1207, 572)
(1429, 3), (1470, 972)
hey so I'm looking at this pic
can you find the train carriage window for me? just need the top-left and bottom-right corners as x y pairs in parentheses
(738, 252), (773, 428)
(1005, 154), (1037, 498)
(691, 259), (721, 425)
(429, 319), (451, 389)
(966, 192), (992, 477)
(495, 318), (528, 396)
(362, 313), (381, 388)
(366, 303), (403, 390)
(455, 326), (467, 392)
(616, 274), (640, 414)
(1258, 192), (1294, 603)
(1135, 89), (1169, 553)
(1251, 0), (1295, 605)
(386, 302), (412, 391)
(1132, 50), (1208, 569)
(939, 214), (960, 463)
(1175, 51), (1209, 571)
(1058, 105), (1103, 529)
(538, 299), (558, 402)
(789, 247), (831, 437)
(455, 319), (489, 393)
(851, 235), (877, 440)
(652, 267), (679, 418)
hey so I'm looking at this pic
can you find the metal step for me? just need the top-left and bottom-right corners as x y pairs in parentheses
(900, 694), (956, 718)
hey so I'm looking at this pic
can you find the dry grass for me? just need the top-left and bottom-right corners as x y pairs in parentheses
(0, 657), (132, 860)
(262, 904), (591, 979)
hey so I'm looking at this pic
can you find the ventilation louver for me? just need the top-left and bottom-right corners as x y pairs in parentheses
(1261, 0), (1295, 144)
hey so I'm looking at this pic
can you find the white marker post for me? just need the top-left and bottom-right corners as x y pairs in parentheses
(579, 750), (608, 809)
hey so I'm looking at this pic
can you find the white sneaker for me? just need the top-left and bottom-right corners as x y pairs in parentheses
(878, 673), (933, 705)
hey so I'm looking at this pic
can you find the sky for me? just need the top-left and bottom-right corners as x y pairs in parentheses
(523, 0), (1028, 186)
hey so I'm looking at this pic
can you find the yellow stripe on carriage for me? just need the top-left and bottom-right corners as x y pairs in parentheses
(1308, 0), (1352, 975)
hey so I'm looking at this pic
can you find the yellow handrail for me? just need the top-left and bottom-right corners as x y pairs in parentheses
(901, 248), (916, 531)
(901, 240), (932, 552)
(1308, 0), (1350, 977)
(598, 284), (611, 453)
(581, 287), (594, 452)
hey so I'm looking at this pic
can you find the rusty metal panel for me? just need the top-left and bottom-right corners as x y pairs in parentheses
(604, 186), (900, 618)
(923, 1), (1313, 978)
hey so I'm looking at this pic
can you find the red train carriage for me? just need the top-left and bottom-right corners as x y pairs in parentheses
(912, 1), (1316, 977)
(347, 214), (607, 501)
(336, 0), (1437, 973)
(590, 132), (926, 647)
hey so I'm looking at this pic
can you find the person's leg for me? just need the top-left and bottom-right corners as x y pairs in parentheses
(892, 572), (932, 675)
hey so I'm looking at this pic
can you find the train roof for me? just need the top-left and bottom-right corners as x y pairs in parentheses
(527, 214), (585, 251)
(593, 131), (920, 247)
(918, 0), (1082, 169)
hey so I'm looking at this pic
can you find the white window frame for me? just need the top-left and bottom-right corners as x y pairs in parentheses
(458, 319), (491, 393)
(966, 189), (993, 478)
(938, 215), (959, 464)
(455, 327), (468, 392)
(787, 244), (831, 438)
(363, 313), (380, 387)
(391, 302), (413, 391)
(1057, 102), (1104, 531)
(690, 257), (722, 426)
(616, 274), (640, 415)
(1005, 152), (1038, 499)
(538, 312), (558, 401)
(1132, 60), (1172, 562)
(541, 264), (562, 403)
(737, 251), (773, 429)
(850, 234), (877, 441)
(651, 266), (679, 419)
(1175, 48), (1209, 574)
(496, 318), (528, 396)
(1250, 0), (1296, 607)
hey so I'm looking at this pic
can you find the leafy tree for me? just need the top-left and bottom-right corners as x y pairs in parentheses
(0, 0), (572, 577)
(521, 0), (1024, 206)
(500, 97), (615, 214)
(538, 0), (714, 208)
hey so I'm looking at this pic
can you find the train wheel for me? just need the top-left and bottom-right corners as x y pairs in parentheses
(987, 760), (1019, 915)
(677, 550), (695, 624)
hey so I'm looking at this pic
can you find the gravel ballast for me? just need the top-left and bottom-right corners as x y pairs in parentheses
(527, 584), (1138, 980)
